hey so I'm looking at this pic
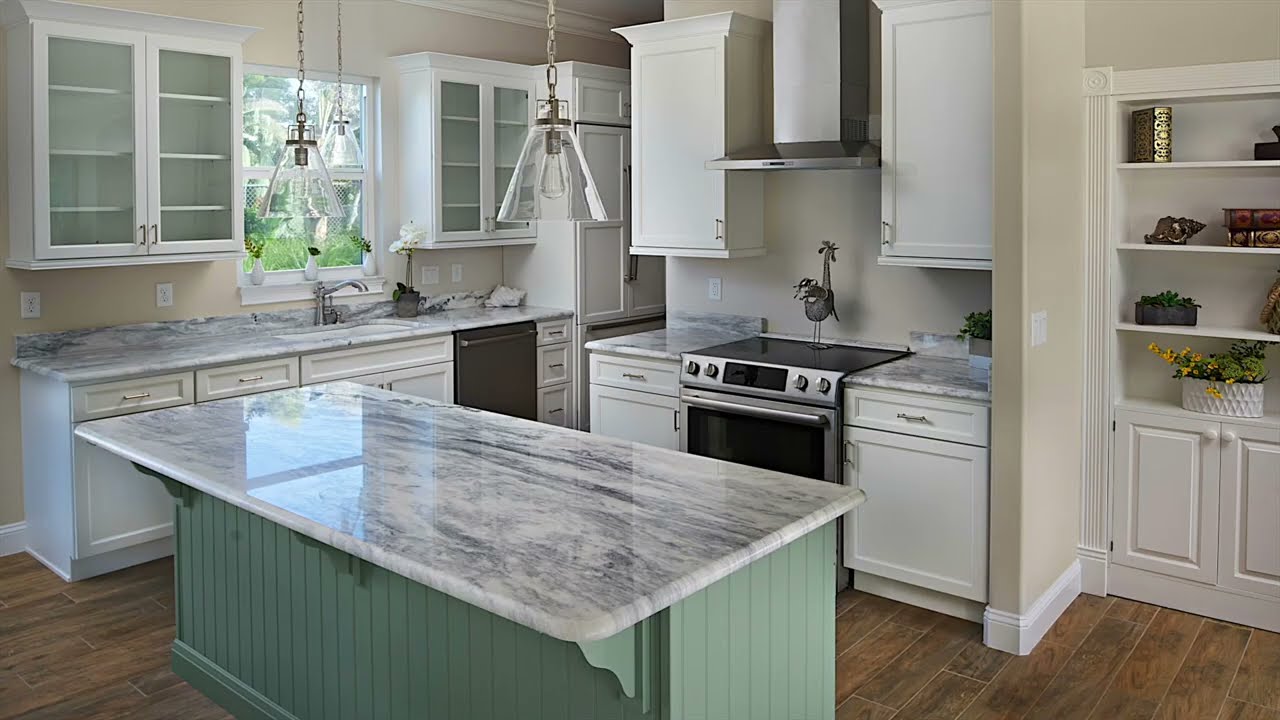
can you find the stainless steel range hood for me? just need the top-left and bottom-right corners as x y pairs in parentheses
(706, 0), (879, 171)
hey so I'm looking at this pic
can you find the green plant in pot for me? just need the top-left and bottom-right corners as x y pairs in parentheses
(958, 310), (992, 371)
(350, 235), (376, 277)
(303, 246), (321, 281)
(1136, 290), (1199, 326)
(1149, 340), (1271, 417)
(245, 236), (268, 286)
(390, 223), (427, 318)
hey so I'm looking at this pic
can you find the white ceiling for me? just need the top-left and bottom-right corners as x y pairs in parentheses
(401, 0), (664, 42)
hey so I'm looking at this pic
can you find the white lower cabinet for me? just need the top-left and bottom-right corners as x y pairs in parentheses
(346, 363), (455, 404)
(589, 383), (680, 451)
(1113, 408), (1280, 604)
(538, 384), (574, 428)
(73, 436), (173, 558)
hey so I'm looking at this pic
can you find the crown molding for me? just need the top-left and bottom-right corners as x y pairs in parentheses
(397, 0), (630, 43)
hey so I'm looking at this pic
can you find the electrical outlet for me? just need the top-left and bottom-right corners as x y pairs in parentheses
(451, 263), (463, 283)
(1031, 310), (1048, 347)
(421, 266), (440, 285)
(19, 291), (40, 319)
(156, 282), (174, 308)
(707, 277), (722, 302)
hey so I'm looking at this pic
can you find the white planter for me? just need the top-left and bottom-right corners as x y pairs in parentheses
(1181, 378), (1265, 418)
(361, 253), (376, 277)
(303, 255), (319, 281)
(249, 259), (266, 286)
(968, 337), (992, 371)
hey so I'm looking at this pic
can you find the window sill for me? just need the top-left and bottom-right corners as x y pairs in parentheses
(238, 268), (386, 306)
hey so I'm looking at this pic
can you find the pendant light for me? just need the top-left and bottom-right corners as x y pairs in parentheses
(497, 0), (607, 222)
(320, 0), (362, 168)
(260, 0), (342, 218)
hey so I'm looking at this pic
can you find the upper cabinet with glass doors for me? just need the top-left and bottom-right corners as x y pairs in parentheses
(392, 52), (538, 248)
(2, 0), (254, 269)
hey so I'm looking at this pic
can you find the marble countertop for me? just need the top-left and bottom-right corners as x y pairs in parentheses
(843, 354), (991, 402)
(74, 382), (864, 643)
(584, 311), (764, 362)
(13, 302), (573, 384)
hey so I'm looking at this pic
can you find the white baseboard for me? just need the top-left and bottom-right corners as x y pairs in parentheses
(1078, 546), (1108, 597)
(0, 522), (27, 557)
(1109, 563), (1280, 633)
(984, 560), (1081, 655)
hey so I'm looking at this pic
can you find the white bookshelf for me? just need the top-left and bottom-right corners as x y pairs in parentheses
(1117, 160), (1280, 170)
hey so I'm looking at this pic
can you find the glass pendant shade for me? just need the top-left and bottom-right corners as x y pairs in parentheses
(261, 123), (343, 218)
(321, 119), (363, 168)
(498, 116), (608, 222)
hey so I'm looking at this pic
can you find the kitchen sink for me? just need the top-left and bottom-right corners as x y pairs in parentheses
(272, 321), (416, 343)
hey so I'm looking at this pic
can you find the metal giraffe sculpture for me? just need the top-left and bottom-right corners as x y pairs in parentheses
(793, 241), (840, 348)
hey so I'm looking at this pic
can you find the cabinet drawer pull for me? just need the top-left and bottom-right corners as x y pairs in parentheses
(881, 221), (891, 246)
(548, 407), (564, 414)
(150, 223), (158, 245)
(237, 375), (265, 383)
(622, 372), (646, 380)
(896, 412), (929, 423)
(548, 330), (564, 337)
(548, 363), (565, 369)
(121, 392), (151, 401)
(137, 224), (147, 246)
(714, 218), (724, 240)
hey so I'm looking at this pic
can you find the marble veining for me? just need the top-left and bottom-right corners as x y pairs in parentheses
(13, 300), (572, 384)
(583, 311), (764, 361)
(844, 354), (991, 402)
(74, 383), (863, 642)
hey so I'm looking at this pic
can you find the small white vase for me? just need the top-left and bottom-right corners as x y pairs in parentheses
(361, 253), (376, 277)
(303, 256), (319, 281)
(249, 258), (266, 286)
(1181, 378), (1265, 418)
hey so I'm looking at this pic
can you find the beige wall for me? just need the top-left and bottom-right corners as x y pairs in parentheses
(0, 0), (629, 526)
(1085, 0), (1280, 70)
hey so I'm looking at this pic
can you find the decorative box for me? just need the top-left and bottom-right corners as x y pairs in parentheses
(1229, 230), (1280, 248)
(1130, 107), (1172, 163)
(1224, 209), (1280, 246)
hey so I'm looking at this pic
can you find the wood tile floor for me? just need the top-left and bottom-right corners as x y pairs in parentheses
(2, 551), (1277, 719)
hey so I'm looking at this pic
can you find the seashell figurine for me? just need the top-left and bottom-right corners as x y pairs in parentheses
(1144, 216), (1206, 245)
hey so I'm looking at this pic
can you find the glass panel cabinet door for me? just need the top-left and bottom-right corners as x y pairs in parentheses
(149, 42), (238, 254)
(40, 29), (148, 257)
(491, 84), (531, 234)
(438, 80), (483, 235)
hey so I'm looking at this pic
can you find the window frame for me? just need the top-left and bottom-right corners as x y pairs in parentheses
(238, 63), (383, 305)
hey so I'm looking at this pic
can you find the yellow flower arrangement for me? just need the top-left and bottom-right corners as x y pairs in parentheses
(1147, 341), (1270, 398)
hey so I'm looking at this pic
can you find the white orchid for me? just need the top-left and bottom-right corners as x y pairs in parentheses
(390, 222), (430, 254)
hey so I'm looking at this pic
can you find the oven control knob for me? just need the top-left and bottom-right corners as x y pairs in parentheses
(817, 378), (832, 394)
(793, 375), (809, 391)
(686, 360), (700, 376)
(705, 363), (719, 379)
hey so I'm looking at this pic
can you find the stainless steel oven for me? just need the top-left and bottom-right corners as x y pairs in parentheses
(680, 387), (840, 483)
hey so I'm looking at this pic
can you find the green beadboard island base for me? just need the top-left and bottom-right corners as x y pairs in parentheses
(167, 484), (837, 720)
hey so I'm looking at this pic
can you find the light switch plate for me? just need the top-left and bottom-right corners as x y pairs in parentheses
(421, 266), (440, 285)
(707, 277), (722, 302)
(451, 263), (463, 283)
(156, 282), (174, 308)
(1031, 310), (1048, 347)
(19, 291), (40, 319)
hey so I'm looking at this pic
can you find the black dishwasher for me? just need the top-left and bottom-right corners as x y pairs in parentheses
(454, 322), (538, 420)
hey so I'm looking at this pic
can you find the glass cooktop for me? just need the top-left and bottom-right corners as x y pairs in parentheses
(693, 337), (911, 374)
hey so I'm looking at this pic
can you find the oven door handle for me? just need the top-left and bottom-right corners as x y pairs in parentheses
(682, 396), (830, 427)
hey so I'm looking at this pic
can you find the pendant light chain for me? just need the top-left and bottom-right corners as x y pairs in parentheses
(545, 0), (557, 102)
(335, 0), (344, 123)
(295, 0), (307, 125)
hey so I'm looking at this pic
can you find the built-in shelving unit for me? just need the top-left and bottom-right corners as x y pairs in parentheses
(1116, 322), (1279, 343)
(1117, 160), (1280, 170)
(1117, 243), (1280, 255)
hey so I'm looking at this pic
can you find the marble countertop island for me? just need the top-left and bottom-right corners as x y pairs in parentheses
(583, 311), (763, 362)
(75, 382), (863, 643)
(13, 301), (572, 384)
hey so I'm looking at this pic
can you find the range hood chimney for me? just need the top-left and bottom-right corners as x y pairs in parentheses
(706, 0), (879, 171)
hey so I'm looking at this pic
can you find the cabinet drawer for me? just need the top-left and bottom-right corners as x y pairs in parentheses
(538, 343), (573, 388)
(197, 357), (299, 402)
(589, 353), (680, 397)
(71, 372), (195, 422)
(301, 335), (453, 385)
(537, 319), (572, 346)
(845, 388), (990, 447)
(539, 384), (574, 428)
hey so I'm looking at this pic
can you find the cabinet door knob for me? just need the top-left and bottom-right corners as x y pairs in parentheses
(1222, 431), (1237, 444)
(1202, 429), (1219, 442)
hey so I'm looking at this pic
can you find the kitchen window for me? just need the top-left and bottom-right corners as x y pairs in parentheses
(239, 65), (380, 304)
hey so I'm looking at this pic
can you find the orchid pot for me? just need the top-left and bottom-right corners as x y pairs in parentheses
(395, 290), (420, 318)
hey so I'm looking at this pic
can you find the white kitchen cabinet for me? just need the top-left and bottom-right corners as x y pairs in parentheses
(875, 0), (992, 270)
(534, 62), (631, 128)
(616, 13), (767, 258)
(347, 363), (455, 404)
(196, 357), (299, 402)
(1112, 409), (1221, 584)
(393, 52), (537, 248)
(1217, 424), (1280, 598)
(538, 383), (574, 428)
(844, 426), (989, 602)
(589, 383), (680, 451)
(73, 437), (172, 558)
(300, 335), (453, 385)
(3, 2), (252, 269)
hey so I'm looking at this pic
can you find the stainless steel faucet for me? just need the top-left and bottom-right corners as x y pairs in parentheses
(314, 280), (370, 325)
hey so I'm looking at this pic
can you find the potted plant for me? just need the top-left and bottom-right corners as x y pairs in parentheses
(1136, 290), (1199, 326)
(1149, 340), (1271, 417)
(350, 235), (375, 276)
(303, 246), (321, 281)
(958, 310), (992, 371)
(389, 223), (428, 317)
(245, 236), (268, 286)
